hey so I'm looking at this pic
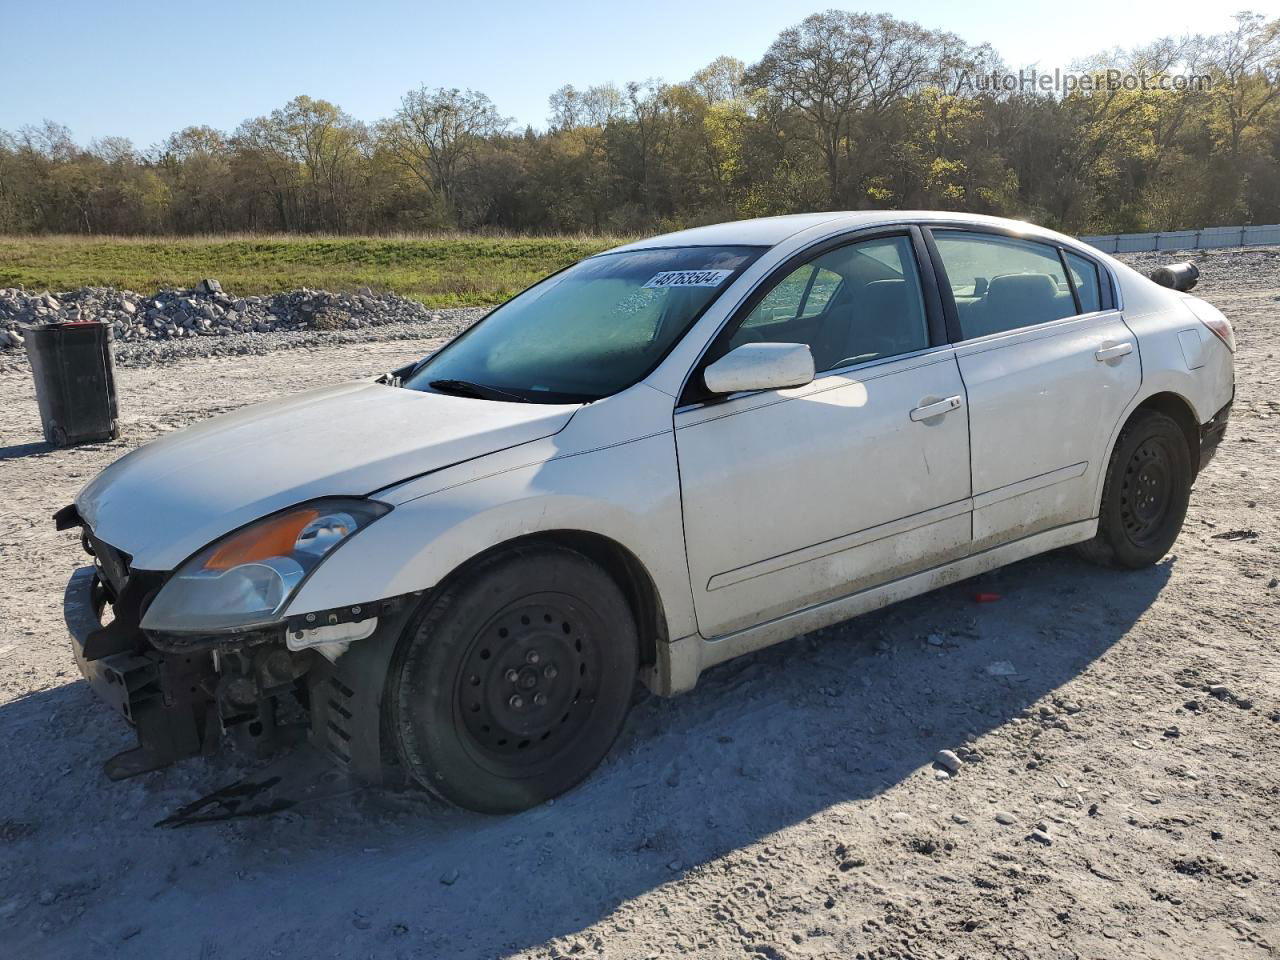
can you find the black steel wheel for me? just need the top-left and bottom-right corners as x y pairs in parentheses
(1078, 410), (1192, 569)
(456, 594), (603, 767)
(1118, 436), (1175, 547)
(390, 545), (638, 813)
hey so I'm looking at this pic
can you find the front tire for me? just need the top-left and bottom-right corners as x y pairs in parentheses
(1077, 410), (1193, 569)
(389, 545), (638, 813)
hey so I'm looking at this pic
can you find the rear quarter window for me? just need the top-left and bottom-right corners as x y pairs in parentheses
(1064, 251), (1103, 313)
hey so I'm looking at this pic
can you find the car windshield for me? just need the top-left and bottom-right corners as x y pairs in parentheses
(403, 245), (764, 402)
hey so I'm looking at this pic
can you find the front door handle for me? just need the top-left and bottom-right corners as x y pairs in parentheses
(1095, 342), (1134, 362)
(910, 395), (964, 422)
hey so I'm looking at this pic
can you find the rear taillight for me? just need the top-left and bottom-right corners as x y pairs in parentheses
(1184, 299), (1236, 352)
(1201, 312), (1236, 352)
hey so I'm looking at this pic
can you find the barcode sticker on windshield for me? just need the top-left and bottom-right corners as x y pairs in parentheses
(643, 269), (733, 289)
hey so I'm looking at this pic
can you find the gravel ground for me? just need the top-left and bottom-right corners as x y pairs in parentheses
(0, 248), (1277, 959)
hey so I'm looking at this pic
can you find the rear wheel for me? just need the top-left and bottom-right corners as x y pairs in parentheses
(389, 545), (638, 813)
(1077, 410), (1192, 569)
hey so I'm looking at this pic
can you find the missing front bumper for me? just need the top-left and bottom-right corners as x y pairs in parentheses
(65, 561), (415, 784)
(64, 565), (219, 779)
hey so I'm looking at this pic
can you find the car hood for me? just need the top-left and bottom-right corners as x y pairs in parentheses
(76, 381), (578, 570)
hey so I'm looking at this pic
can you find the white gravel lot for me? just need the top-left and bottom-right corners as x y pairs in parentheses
(0, 249), (1277, 959)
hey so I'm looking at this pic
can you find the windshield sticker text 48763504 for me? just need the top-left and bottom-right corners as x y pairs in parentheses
(642, 269), (734, 289)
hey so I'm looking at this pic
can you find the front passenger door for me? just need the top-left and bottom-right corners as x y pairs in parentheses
(675, 230), (973, 638)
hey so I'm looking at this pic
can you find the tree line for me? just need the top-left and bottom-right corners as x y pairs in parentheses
(2, 10), (1278, 238)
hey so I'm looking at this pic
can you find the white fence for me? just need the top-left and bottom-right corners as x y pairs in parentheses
(1081, 224), (1280, 253)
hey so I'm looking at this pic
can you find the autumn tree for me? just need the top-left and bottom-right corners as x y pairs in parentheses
(2, 9), (1279, 237)
(383, 87), (508, 226)
(747, 11), (954, 206)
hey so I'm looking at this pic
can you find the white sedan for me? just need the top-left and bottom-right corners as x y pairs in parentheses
(61, 212), (1235, 812)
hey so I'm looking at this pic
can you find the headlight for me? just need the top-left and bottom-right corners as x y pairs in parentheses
(140, 499), (391, 633)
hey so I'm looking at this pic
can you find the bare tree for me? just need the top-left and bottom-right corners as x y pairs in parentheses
(230, 97), (366, 230)
(689, 56), (748, 104)
(154, 127), (233, 232)
(580, 84), (625, 128)
(747, 11), (947, 204)
(548, 85), (584, 131)
(1208, 11), (1280, 158)
(384, 87), (509, 222)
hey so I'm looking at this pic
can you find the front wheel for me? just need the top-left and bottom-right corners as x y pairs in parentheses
(389, 545), (638, 813)
(1077, 410), (1193, 569)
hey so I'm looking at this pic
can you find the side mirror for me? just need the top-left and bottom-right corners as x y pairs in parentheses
(703, 342), (815, 395)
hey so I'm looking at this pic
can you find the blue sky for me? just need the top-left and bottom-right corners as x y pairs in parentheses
(0, 0), (1269, 148)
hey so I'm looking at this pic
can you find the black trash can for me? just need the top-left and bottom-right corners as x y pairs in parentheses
(24, 320), (119, 447)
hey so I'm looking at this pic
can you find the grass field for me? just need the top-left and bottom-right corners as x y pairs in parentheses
(0, 234), (626, 307)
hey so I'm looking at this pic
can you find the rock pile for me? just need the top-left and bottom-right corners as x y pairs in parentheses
(0, 280), (456, 350)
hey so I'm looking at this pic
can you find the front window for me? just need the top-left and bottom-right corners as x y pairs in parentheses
(721, 234), (930, 372)
(404, 245), (763, 402)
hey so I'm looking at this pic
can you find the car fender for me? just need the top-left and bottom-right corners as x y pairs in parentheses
(1090, 297), (1234, 508)
(282, 427), (697, 643)
(1111, 265), (1234, 425)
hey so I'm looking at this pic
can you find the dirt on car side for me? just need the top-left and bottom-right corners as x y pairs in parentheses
(0, 248), (1276, 959)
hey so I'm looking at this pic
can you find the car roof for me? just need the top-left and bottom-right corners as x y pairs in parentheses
(604, 211), (1078, 253)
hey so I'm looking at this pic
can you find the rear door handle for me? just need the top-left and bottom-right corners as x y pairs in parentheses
(910, 395), (964, 422)
(1095, 342), (1134, 362)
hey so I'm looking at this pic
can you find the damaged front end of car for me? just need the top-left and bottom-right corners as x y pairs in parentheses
(56, 500), (417, 783)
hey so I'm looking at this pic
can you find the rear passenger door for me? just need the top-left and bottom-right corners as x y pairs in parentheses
(926, 228), (1140, 550)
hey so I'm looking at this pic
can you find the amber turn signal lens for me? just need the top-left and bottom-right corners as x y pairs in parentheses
(204, 508), (320, 571)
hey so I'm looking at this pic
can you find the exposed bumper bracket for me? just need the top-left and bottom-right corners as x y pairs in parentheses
(65, 565), (217, 779)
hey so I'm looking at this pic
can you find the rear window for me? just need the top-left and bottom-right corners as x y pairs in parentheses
(933, 231), (1077, 339)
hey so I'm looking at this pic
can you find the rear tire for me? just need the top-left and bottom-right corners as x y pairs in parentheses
(389, 545), (638, 813)
(1077, 410), (1192, 569)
